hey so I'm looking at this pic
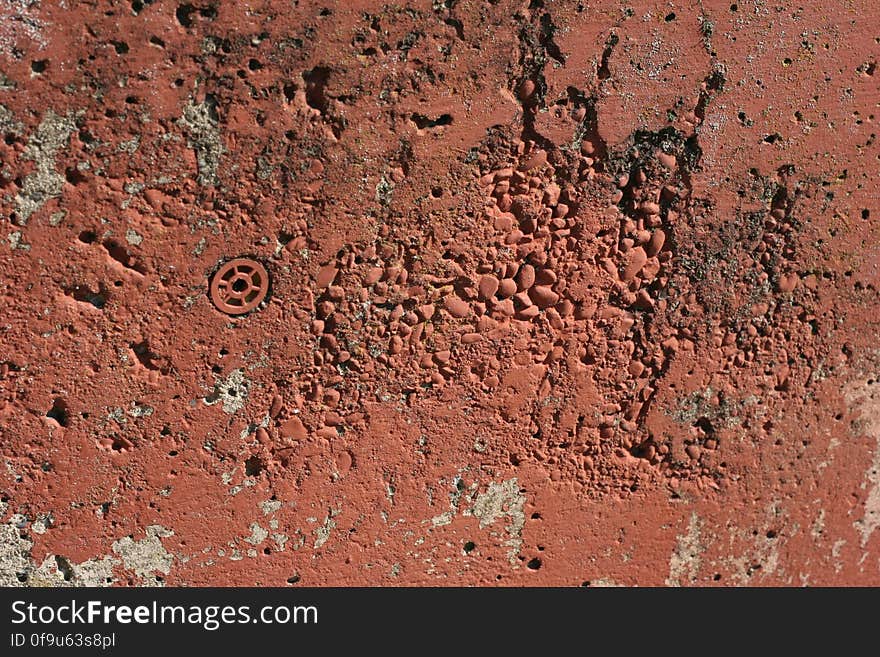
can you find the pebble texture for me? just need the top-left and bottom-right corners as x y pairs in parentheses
(0, 1), (879, 586)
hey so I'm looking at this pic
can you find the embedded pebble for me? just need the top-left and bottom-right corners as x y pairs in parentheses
(280, 417), (308, 441)
(478, 275), (500, 299)
(622, 247), (648, 282)
(498, 278), (517, 298)
(516, 264), (536, 290)
(444, 295), (471, 318)
(529, 285), (559, 308)
(316, 264), (338, 288)
(645, 229), (666, 257)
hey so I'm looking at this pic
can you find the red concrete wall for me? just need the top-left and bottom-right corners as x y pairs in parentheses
(1, 0), (879, 586)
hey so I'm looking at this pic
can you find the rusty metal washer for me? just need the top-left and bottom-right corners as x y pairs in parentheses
(209, 258), (270, 315)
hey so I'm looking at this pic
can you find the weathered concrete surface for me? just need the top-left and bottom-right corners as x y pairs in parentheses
(1, 1), (879, 586)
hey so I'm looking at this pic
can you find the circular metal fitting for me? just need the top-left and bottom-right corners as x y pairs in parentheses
(209, 258), (270, 315)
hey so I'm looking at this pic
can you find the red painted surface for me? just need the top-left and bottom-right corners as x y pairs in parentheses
(1, 1), (879, 586)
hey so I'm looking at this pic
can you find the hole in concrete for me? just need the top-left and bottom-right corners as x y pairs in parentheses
(66, 166), (88, 185)
(527, 557), (542, 570)
(244, 456), (263, 477)
(31, 60), (48, 73)
(110, 437), (128, 451)
(463, 541), (476, 554)
(55, 555), (74, 581)
(303, 66), (332, 113)
(694, 417), (714, 434)
(286, 574), (301, 585)
(410, 113), (453, 129)
(47, 398), (69, 426)
(176, 3), (196, 27)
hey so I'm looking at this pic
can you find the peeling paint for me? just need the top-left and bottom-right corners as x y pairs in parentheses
(847, 379), (880, 546)
(666, 513), (703, 586)
(14, 110), (77, 225)
(112, 525), (174, 584)
(469, 479), (526, 565)
(204, 368), (250, 414)
(178, 98), (224, 186)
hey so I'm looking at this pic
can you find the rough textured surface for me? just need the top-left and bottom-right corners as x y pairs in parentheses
(1, 1), (879, 586)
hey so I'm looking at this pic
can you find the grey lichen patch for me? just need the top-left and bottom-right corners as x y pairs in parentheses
(0, 1), (48, 51)
(261, 499), (282, 515)
(204, 368), (250, 414)
(0, 104), (22, 136)
(313, 510), (339, 549)
(666, 513), (703, 586)
(431, 511), (454, 527)
(112, 525), (174, 584)
(668, 387), (756, 428)
(125, 228), (143, 245)
(7, 231), (29, 250)
(127, 403), (153, 418)
(244, 522), (269, 546)
(14, 110), (78, 225)
(468, 478), (526, 565)
(117, 135), (140, 154)
(178, 97), (224, 186)
(375, 175), (393, 205)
